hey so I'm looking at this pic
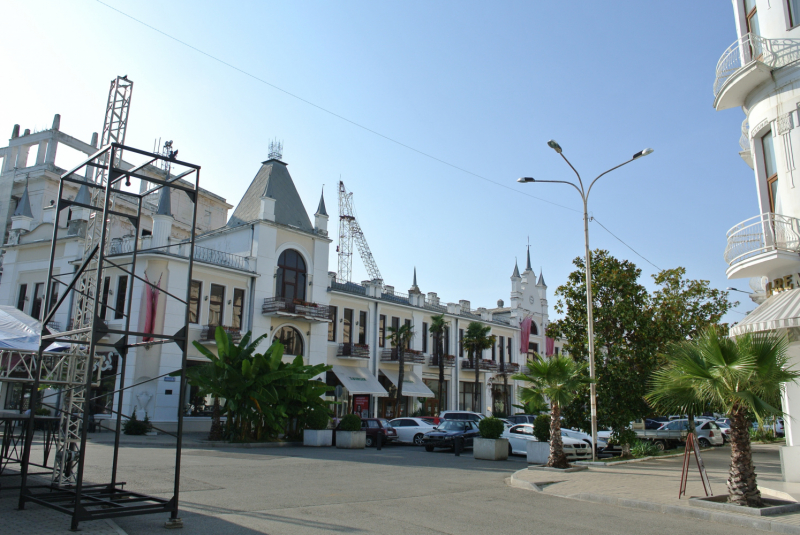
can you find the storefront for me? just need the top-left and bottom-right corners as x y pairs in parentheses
(422, 377), (448, 415)
(376, 369), (435, 418)
(327, 365), (388, 419)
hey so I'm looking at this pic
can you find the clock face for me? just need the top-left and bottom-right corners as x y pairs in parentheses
(529, 295), (535, 305)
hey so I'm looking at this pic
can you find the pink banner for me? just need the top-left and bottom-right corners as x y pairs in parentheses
(520, 317), (531, 357)
(143, 272), (162, 342)
(546, 337), (555, 357)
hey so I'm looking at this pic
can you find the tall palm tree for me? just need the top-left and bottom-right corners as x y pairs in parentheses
(646, 327), (799, 507)
(387, 323), (414, 417)
(513, 354), (591, 468)
(463, 322), (495, 413)
(429, 314), (447, 414)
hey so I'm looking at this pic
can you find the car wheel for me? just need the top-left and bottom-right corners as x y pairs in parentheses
(413, 434), (424, 445)
(508, 444), (513, 456)
(653, 440), (666, 452)
(365, 436), (374, 448)
(698, 438), (711, 448)
(425, 445), (434, 452)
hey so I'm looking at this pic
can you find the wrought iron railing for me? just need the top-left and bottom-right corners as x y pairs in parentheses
(337, 343), (370, 358)
(739, 118), (750, 152)
(724, 212), (800, 266)
(330, 281), (367, 295)
(461, 358), (498, 371)
(201, 325), (242, 343)
(714, 33), (800, 96)
(381, 290), (410, 305)
(428, 354), (455, 368)
(381, 348), (425, 363)
(423, 298), (446, 313)
(108, 239), (252, 271)
(496, 362), (520, 374)
(262, 297), (331, 320)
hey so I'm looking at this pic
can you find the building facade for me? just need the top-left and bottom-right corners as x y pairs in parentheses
(716, 0), (800, 482)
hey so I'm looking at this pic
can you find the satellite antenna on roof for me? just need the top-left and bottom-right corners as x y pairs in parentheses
(268, 139), (283, 160)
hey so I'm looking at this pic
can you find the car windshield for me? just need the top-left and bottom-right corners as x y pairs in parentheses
(438, 421), (468, 431)
(379, 419), (391, 428)
(716, 422), (730, 428)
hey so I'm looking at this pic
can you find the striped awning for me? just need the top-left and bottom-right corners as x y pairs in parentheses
(730, 288), (800, 336)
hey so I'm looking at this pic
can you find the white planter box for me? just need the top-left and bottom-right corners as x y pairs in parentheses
(527, 440), (550, 464)
(336, 430), (366, 449)
(474, 437), (509, 461)
(303, 429), (333, 447)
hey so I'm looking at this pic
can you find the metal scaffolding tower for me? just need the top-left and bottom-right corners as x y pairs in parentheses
(337, 180), (382, 283)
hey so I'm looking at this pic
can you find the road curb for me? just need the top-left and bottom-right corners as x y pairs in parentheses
(200, 441), (303, 449)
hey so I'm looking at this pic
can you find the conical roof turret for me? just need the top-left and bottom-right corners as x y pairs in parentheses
(512, 260), (520, 279)
(13, 183), (32, 218)
(315, 188), (328, 216)
(156, 186), (172, 216)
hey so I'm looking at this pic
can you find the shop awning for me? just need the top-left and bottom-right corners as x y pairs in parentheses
(380, 369), (435, 398)
(730, 288), (800, 337)
(331, 365), (389, 397)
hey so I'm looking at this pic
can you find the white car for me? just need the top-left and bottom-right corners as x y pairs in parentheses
(502, 424), (593, 460)
(438, 410), (484, 422)
(389, 417), (434, 445)
(561, 428), (608, 452)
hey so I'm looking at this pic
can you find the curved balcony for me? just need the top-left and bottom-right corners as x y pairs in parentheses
(380, 348), (425, 364)
(714, 33), (800, 110)
(724, 213), (800, 278)
(262, 297), (332, 322)
(337, 343), (370, 359)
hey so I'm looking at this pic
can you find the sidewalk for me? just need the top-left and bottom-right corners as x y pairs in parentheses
(508, 443), (800, 533)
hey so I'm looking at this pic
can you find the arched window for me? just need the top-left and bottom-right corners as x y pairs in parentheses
(274, 326), (304, 356)
(530, 321), (538, 336)
(527, 321), (539, 358)
(276, 249), (307, 302)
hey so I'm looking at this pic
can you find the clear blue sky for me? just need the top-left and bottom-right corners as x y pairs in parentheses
(1, 1), (753, 325)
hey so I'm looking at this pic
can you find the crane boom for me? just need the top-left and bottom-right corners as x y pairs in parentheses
(337, 181), (382, 283)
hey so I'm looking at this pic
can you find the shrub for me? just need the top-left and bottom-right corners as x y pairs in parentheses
(478, 417), (504, 440)
(306, 409), (330, 430)
(630, 440), (660, 458)
(124, 409), (152, 435)
(533, 413), (550, 442)
(35, 406), (51, 416)
(338, 414), (361, 432)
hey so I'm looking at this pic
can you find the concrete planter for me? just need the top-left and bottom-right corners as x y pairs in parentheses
(303, 429), (333, 447)
(527, 440), (550, 464)
(474, 437), (509, 461)
(336, 430), (366, 449)
(689, 494), (800, 516)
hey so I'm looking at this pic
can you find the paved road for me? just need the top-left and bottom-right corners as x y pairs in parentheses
(66, 440), (756, 535)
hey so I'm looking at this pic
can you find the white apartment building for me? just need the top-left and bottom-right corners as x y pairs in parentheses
(716, 0), (800, 482)
(0, 114), (559, 430)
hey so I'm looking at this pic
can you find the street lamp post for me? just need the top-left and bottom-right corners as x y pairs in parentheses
(517, 141), (653, 461)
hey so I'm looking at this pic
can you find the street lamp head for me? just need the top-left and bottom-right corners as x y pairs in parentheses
(517, 177), (535, 183)
(726, 287), (738, 291)
(547, 140), (562, 154)
(633, 148), (654, 160)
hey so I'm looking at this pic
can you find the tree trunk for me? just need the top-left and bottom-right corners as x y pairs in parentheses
(548, 404), (570, 469)
(208, 397), (223, 441)
(437, 335), (444, 415)
(472, 347), (480, 412)
(728, 406), (763, 507)
(396, 347), (405, 418)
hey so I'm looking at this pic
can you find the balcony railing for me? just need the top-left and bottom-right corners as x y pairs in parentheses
(724, 212), (800, 266)
(262, 297), (331, 321)
(714, 33), (800, 96)
(380, 348), (425, 363)
(496, 362), (520, 374)
(739, 118), (750, 152)
(428, 354), (455, 368)
(337, 343), (370, 359)
(108, 239), (252, 272)
(201, 325), (242, 343)
(461, 359), (498, 371)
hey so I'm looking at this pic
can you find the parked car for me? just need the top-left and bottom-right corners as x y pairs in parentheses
(654, 419), (723, 448)
(438, 411), (484, 422)
(335, 418), (397, 447)
(422, 420), (480, 451)
(716, 420), (731, 443)
(506, 414), (538, 425)
(389, 417), (434, 445)
(561, 428), (608, 452)
(645, 418), (667, 430)
(502, 424), (592, 460)
(419, 416), (440, 426)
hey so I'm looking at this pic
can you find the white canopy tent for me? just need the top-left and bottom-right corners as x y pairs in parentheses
(0, 305), (67, 351)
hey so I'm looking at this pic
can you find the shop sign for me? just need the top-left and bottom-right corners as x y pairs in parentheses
(353, 395), (370, 418)
(766, 274), (800, 296)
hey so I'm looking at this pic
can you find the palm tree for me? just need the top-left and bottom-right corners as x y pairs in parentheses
(429, 314), (447, 414)
(646, 327), (799, 507)
(463, 322), (496, 413)
(513, 354), (591, 468)
(387, 323), (415, 417)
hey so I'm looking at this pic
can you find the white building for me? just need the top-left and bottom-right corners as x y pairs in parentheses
(716, 0), (800, 482)
(0, 114), (560, 429)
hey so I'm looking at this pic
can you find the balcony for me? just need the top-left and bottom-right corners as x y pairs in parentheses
(380, 348), (425, 364)
(724, 213), (800, 279)
(714, 33), (800, 111)
(108, 239), (254, 272)
(461, 359), (498, 372)
(200, 325), (242, 344)
(496, 362), (520, 375)
(337, 343), (370, 359)
(262, 297), (332, 322)
(428, 354), (455, 368)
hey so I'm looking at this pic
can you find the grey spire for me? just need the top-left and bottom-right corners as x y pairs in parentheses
(413, 267), (417, 287)
(409, 266), (421, 294)
(74, 182), (91, 206)
(525, 245), (532, 272)
(315, 188), (328, 216)
(537, 269), (546, 287)
(156, 186), (172, 216)
(512, 260), (520, 278)
(13, 183), (32, 218)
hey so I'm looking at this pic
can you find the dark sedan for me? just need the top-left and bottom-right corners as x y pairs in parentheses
(422, 420), (479, 452)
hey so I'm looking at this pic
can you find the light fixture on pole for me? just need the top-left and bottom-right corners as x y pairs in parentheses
(517, 140), (653, 462)
(726, 287), (753, 295)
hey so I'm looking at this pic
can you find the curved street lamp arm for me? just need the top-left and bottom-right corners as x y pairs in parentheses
(586, 157), (636, 199)
(528, 179), (585, 199)
(559, 153), (585, 195)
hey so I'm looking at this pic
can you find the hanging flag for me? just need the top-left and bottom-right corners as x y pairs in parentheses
(520, 317), (531, 357)
(143, 271), (162, 342)
(546, 336), (555, 357)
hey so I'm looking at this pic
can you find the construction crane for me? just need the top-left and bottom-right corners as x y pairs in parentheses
(337, 181), (382, 284)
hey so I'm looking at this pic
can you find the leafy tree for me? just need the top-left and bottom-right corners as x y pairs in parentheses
(647, 327), (799, 507)
(429, 314), (447, 413)
(513, 355), (592, 468)
(387, 323), (414, 417)
(463, 322), (495, 412)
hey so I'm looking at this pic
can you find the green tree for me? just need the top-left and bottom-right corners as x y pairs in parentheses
(646, 327), (799, 507)
(429, 314), (447, 414)
(513, 354), (592, 468)
(463, 322), (495, 412)
(387, 323), (415, 417)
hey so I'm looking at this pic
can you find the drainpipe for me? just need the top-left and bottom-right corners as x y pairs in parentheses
(372, 300), (379, 418)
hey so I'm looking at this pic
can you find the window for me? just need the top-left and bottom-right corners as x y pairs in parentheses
(422, 322), (428, 353)
(763, 132), (780, 212)
(554, 347), (560, 356)
(358, 311), (367, 345)
(499, 336), (505, 362)
(790, 0), (800, 28)
(379, 315), (386, 347)
(444, 326), (450, 355)
(507, 337), (513, 363)
(232, 288), (245, 330)
(530, 321), (538, 336)
(189, 280), (202, 324)
(528, 342), (539, 358)
(459, 381), (482, 412)
(209, 284), (225, 325)
(276, 249), (307, 302)
(114, 276), (127, 319)
(746, 0), (760, 35)
(328, 307), (337, 342)
(16, 284), (27, 312)
(391, 316), (400, 334)
(459, 328), (464, 357)
(31, 283), (45, 320)
(100, 277), (111, 320)
(343, 308), (353, 344)
(491, 336), (496, 360)
(274, 325), (304, 356)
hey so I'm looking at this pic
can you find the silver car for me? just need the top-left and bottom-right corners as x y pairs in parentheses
(659, 419), (724, 447)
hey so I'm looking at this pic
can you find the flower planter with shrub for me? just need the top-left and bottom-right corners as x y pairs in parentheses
(304, 409), (332, 447)
(474, 417), (508, 461)
(335, 414), (366, 449)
